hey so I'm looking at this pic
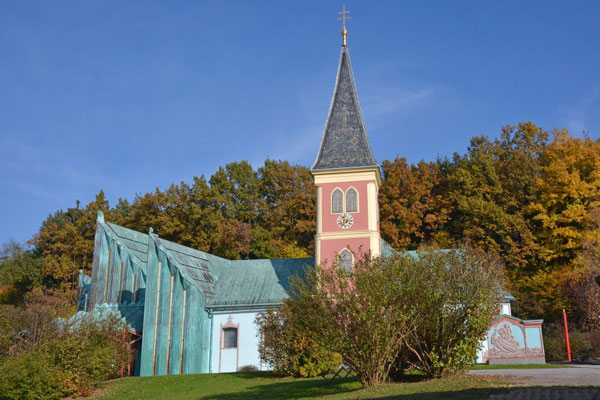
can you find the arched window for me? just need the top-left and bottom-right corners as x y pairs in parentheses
(346, 188), (358, 212)
(339, 249), (353, 273)
(332, 188), (343, 213)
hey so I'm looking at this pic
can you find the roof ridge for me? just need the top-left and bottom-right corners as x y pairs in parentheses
(150, 234), (217, 296)
(158, 236), (230, 263)
(99, 221), (148, 268)
(105, 222), (149, 245)
(229, 256), (313, 263)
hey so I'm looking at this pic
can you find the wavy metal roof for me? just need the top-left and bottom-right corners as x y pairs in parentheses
(105, 221), (149, 265)
(150, 234), (226, 299)
(207, 257), (313, 310)
(68, 303), (144, 332)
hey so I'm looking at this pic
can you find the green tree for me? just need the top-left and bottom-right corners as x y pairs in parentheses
(444, 123), (550, 317)
(446, 123), (546, 273)
(0, 242), (43, 304)
(257, 159), (315, 256)
(210, 161), (260, 224)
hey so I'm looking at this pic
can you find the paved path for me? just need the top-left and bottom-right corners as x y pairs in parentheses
(488, 387), (600, 400)
(469, 364), (600, 386)
(470, 365), (599, 399)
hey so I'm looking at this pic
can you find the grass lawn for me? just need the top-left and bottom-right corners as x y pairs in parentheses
(96, 371), (512, 400)
(470, 363), (571, 370)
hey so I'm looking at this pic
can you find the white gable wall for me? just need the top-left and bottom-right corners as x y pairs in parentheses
(210, 310), (266, 373)
(502, 302), (511, 316)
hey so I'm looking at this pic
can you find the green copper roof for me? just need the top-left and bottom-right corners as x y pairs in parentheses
(96, 215), (314, 310)
(104, 221), (149, 265)
(67, 303), (144, 332)
(491, 314), (543, 324)
(207, 258), (313, 310)
(151, 234), (225, 299)
(381, 239), (396, 257)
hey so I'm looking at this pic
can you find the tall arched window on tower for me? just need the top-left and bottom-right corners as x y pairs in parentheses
(339, 249), (353, 273)
(346, 188), (358, 212)
(332, 188), (343, 213)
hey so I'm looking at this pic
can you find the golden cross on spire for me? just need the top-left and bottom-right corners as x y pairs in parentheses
(337, 4), (351, 46)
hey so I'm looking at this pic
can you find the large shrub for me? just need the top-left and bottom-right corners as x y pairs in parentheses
(256, 305), (341, 377)
(261, 245), (506, 387)
(402, 247), (505, 377)
(0, 316), (132, 400)
(286, 252), (424, 387)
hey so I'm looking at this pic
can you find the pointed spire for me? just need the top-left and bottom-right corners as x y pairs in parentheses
(311, 45), (378, 171)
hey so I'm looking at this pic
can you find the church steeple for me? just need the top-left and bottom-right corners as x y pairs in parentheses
(311, 21), (382, 268)
(311, 44), (378, 171)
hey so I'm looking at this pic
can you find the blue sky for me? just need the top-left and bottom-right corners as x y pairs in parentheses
(1, 1), (600, 244)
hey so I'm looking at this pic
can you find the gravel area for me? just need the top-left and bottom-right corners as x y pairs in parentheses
(469, 364), (600, 386)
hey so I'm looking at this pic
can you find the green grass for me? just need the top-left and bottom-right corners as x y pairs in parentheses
(97, 371), (512, 400)
(470, 363), (571, 370)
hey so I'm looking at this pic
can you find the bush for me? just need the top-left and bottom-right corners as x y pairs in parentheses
(0, 349), (66, 400)
(260, 245), (506, 387)
(0, 316), (132, 400)
(401, 247), (505, 378)
(256, 305), (342, 377)
(543, 323), (566, 362)
(238, 365), (259, 372)
(544, 323), (600, 361)
(285, 252), (425, 387)
(569, 329), (600, 360)
(0, 291), (65, 359)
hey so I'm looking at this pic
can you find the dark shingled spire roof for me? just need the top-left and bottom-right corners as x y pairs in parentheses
(312, 45), (378, 171)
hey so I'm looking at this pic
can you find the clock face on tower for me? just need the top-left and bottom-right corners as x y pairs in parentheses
(337, 213), (354, 229)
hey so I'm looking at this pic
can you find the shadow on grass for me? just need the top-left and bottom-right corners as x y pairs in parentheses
(202, 382), (600, 400)
(200, 373), (511, 400)
(201, 375), (360, 400)
(201, 384), (508, 400)
(219, 371), (274, 380)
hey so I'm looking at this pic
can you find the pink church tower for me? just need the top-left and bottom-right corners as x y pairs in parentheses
(311, 30), (382, 270)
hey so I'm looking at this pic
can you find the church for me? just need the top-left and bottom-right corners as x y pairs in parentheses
(75, 27), (543, 376)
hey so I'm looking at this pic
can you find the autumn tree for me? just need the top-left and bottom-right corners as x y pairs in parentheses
(31, 191), (111, 298)
(518, 132), (600, 318)
(379, 158), (450, 249)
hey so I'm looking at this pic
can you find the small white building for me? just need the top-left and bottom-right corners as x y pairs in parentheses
(477, 293), (546, 364)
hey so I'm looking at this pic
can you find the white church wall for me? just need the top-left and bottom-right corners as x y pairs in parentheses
(476, 337), (489, 363)
(210, 310), (266, 373)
